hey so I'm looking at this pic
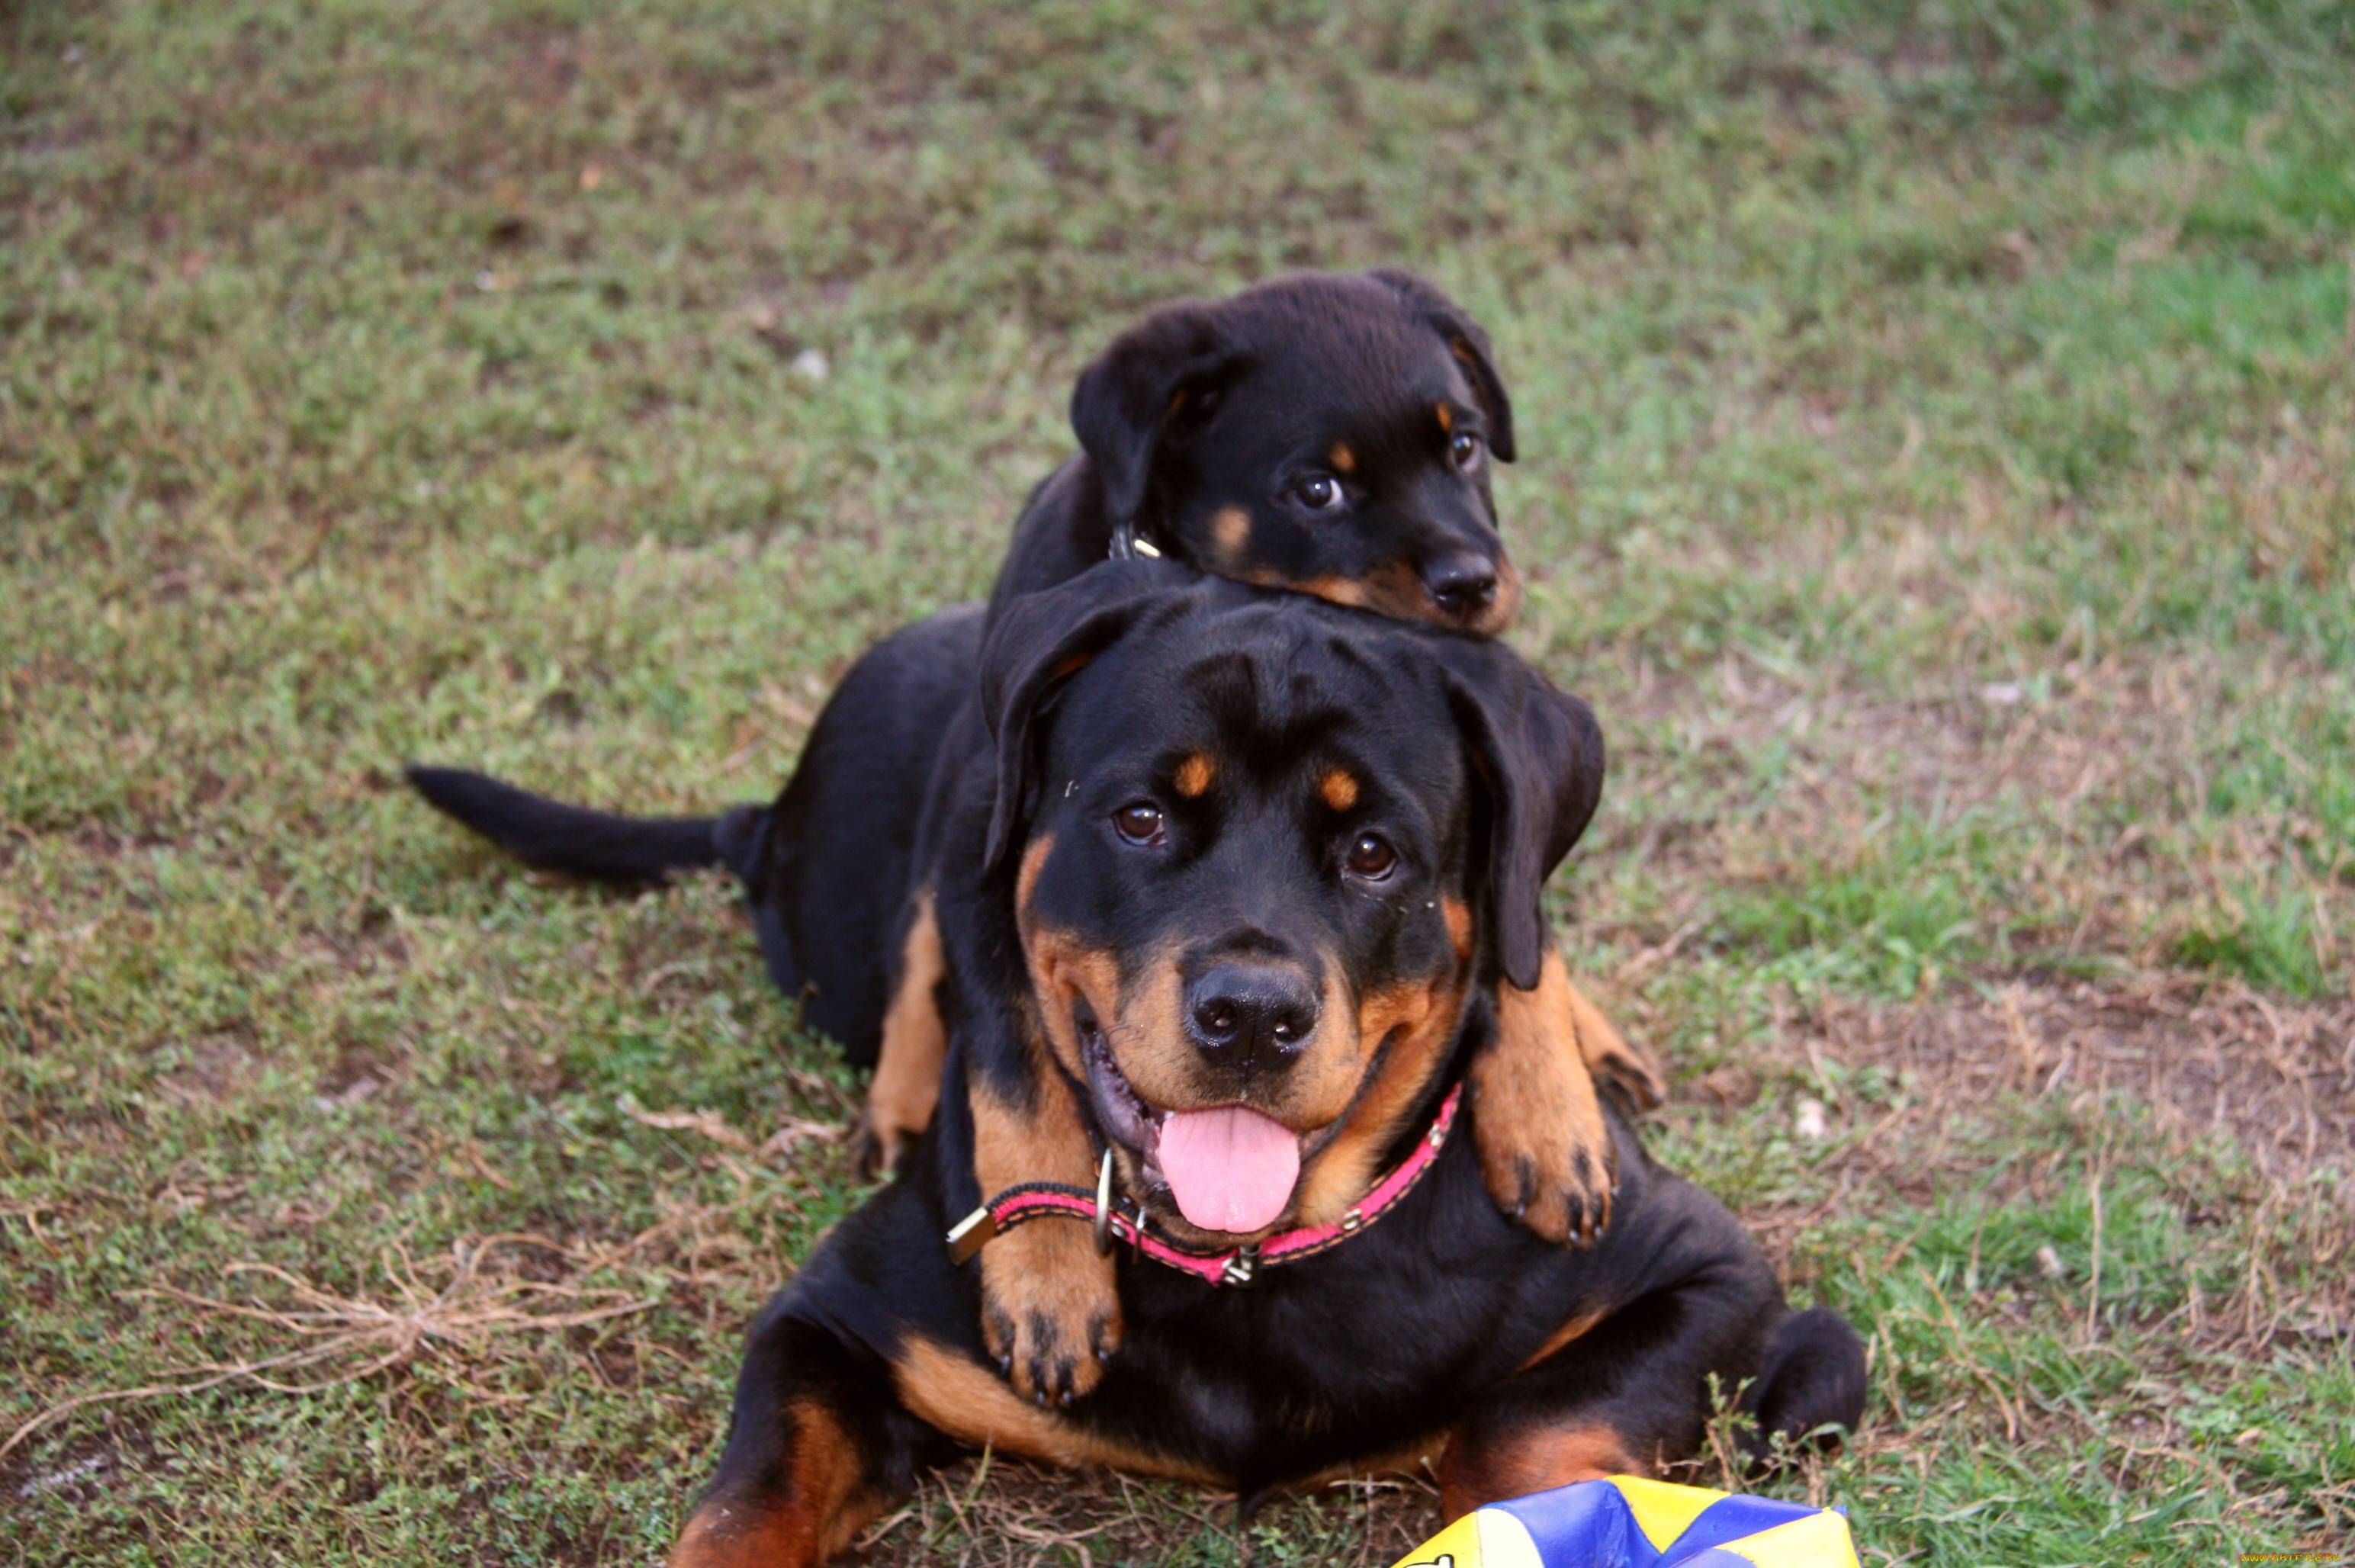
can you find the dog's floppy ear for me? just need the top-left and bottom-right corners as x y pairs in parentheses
(980, 563), (1170, 874)
(1433, 642), (1604, 989)
(1367, 268), (1517, 463)
(1071, 303), (1248, 550)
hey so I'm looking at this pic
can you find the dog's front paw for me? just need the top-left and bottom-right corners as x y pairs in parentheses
(1479, 954), (1623, 1248)
(978, 1223), (1123, 1406)
(1472, 1081), (1617, 1248)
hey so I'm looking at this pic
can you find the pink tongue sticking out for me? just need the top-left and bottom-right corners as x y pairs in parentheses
(1158, 1106), (1302, 1234)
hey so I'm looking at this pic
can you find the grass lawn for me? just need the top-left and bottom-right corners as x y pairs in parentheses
(5, 1), (2353, 1563)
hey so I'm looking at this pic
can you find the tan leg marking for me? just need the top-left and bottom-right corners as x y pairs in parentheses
(1565, 979), (1666, 1112)
(982, 832), (1120, 1403)
(1476, 949), (1616, 1247)
(1438, 1422), (1644, 1519)
(863, 888), (947, 1175)
(1517, 1307), (1608, 1374)
(966, 1062), (1121, 1404)
(669, 1399), (881, 1568)
(892, 1337), (1219, 1483)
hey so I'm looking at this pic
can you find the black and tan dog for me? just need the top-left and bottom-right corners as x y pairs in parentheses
(412, 564), (1865, 1566)
(988, 268), (1526, 634)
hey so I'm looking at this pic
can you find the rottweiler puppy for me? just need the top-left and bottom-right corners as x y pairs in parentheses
(987, 268), (1526, 633)
(412, 565), (1865, 1568)
(859, 268), (1663, 1233)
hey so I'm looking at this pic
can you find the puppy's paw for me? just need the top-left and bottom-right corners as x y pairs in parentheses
(1566, 981), (1666, 1115)
(1479, 954), (1622, 1249)
(978, 1223), (1122, 1406)
(850, 1114), (913, 1181)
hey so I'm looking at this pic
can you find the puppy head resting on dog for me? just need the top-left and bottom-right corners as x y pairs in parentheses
(1071, 270), (1523, 635)
(980, 563), (1602, 1249)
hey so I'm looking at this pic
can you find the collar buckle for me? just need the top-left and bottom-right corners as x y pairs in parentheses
(1107, 521), (1162, 561)
(1220, 1245), (1261, 1287)
(945, 1205), (999, 1266)
(1092, 1149), (1116, 1257)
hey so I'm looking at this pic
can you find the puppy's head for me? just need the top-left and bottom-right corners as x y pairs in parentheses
(1071, 270), (1523, 635)
(982, 564), (1602, 1247)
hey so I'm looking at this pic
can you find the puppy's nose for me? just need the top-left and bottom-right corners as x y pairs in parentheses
(1185, 964), (1319, 1066)
(1422, 553), (1499, 618)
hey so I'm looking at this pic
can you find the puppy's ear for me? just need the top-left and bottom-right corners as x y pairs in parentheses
(1434, 643), (1604, 989)
(979, 564), (1168, 875)
(1071, 304), (1248, 542)
(1367, 268), (1517, 463)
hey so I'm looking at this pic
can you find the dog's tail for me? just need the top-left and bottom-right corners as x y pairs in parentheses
(1740, 1305), (1868, 1466)
(405, 765), (768, 885)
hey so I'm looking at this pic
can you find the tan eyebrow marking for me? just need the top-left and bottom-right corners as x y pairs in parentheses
(1435, 403), (1454, 433)
(1174, 753), (1215, 798)
(1319, 768), (1359, 811)
(1327, 442), (1356, 474)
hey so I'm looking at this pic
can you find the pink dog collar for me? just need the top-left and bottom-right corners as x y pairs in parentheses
(945, 1082), (1462, 1287)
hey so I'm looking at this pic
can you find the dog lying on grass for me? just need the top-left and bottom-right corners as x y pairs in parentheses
(410, 563), (1865, 1566)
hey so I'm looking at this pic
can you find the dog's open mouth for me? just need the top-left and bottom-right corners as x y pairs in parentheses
(1077, 1000), (1303, 1236)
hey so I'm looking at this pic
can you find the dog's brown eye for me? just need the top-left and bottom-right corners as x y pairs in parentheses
(1450, 431), (1483, 468)
(1345, 832), (1397, 879)
(1113, 802), (1166, 845)
(1293, 474), (1344, 512)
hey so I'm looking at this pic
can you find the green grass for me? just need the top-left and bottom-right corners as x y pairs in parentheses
(5, 0), (2354, 1563)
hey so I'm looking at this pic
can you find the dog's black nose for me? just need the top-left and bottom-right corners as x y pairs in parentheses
(1422, 553), (1498, 617)
(1185, 964), (1319, 1065)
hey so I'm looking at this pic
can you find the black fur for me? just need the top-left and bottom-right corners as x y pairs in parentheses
(990, 269), (1525, 637)
(414, 567), (1866, 1561)
(685, 568), (1862, 1558)
(403, 764), (752, 885)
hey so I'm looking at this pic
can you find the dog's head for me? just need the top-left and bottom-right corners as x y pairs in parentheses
(1071, 269), (1523, 635)
(982, 564), (1602, 1248)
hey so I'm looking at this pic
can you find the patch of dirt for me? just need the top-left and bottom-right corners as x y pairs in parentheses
(67, 823), (185, 861)
(1784, 977), (2355, 1187)
(150, 1021), (262, 1104)
(1594, 644), (2199, 836)
(1675, 973), (2355, 1359)
(315, 1034), (396, 1107)
(0, 1423), (161, 1511)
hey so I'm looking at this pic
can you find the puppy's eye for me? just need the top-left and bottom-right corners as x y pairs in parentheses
(1450, 430), (1484, 469)
(1344, 832), (1398, 880)
(1292, 474), (1345, 512)
(1113, 802), (1166, 846)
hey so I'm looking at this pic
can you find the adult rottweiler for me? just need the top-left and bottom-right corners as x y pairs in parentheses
(413, 565), (1865, 1566)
